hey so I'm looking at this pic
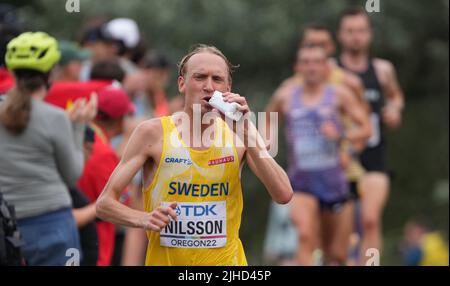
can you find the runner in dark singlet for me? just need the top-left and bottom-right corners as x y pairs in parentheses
(337, 7), (405, 265)
(336, 57), (385, 172)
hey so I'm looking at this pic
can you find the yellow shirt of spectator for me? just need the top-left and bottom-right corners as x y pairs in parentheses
(420, 232), (449, 266)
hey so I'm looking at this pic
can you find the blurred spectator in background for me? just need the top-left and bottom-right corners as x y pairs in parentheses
(169, 94), (185, 114)
(70, 126), (99, 266)
(77, 86), (135, 266)
(78, 17), (142, 82)
(0, 4), (22, 94)
(401, 218), (449, 266)
(0, 32), (96, 265)
(104, 18), (141, 75)
(79, 22), (118, 81)
(90, 59), (125, 83)
(134, 50), (171, 118)
(112, 51), (171, 159)
(52, 40), (90, 82)
(46, 59), (125, 110)
(263, 202), (298, 265)
(46, 58), (128, 266)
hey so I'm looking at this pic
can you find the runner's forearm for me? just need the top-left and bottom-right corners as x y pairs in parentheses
(96, 195), (147, 228)
(72, 203), (97, 228)
(385, 91), (404, 111)
(346, 127), (371, 145)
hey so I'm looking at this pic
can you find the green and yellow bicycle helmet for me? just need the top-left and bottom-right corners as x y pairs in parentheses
(5, 31), (61, 73)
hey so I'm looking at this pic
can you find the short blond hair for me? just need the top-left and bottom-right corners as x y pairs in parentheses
(177, 44), (238, 83)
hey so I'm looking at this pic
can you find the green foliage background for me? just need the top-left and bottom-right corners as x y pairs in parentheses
(7, 0), (448, 265)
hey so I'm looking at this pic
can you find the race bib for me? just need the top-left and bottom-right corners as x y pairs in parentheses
(294, 137), (338, 170)
(159, 201), (227, 248)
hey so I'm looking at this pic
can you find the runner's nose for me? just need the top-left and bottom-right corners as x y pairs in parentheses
(203, 77), (214, 93)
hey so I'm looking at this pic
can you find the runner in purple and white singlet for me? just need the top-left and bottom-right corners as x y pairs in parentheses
(266, 44), (371, 265)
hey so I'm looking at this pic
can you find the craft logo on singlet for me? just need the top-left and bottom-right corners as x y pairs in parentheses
(208, 155), (234, 166)
(165, 157), (193, 165)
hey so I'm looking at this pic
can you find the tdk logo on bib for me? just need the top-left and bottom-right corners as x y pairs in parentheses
(176, 204), (218, 217)
(164, 157), (192, 165)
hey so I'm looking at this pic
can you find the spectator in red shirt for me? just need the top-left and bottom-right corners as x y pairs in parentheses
(77, 86), (135, 266)
(45, 59), (125, 110)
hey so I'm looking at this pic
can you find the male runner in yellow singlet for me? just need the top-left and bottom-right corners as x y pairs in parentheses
(96, 44), (293, 266)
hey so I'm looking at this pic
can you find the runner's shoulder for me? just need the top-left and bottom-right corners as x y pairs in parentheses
(373, 58), (397, 86)
(133, 117), (164, 145)
(333, 83), (354, 105)
(373, 58), (396, 74)
(274, 77), (299, 101)
(279, 75), (300, 89)
(342, 68), (364, 87)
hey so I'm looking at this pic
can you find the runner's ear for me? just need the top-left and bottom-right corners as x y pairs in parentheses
(178, 76), (186, 94)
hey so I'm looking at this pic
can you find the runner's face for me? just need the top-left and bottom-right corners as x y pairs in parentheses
(178, 52), (231, 114)
(338, 15), (372, 54)
(297, 48), (327, 85)
(302, 30), (335, 57)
